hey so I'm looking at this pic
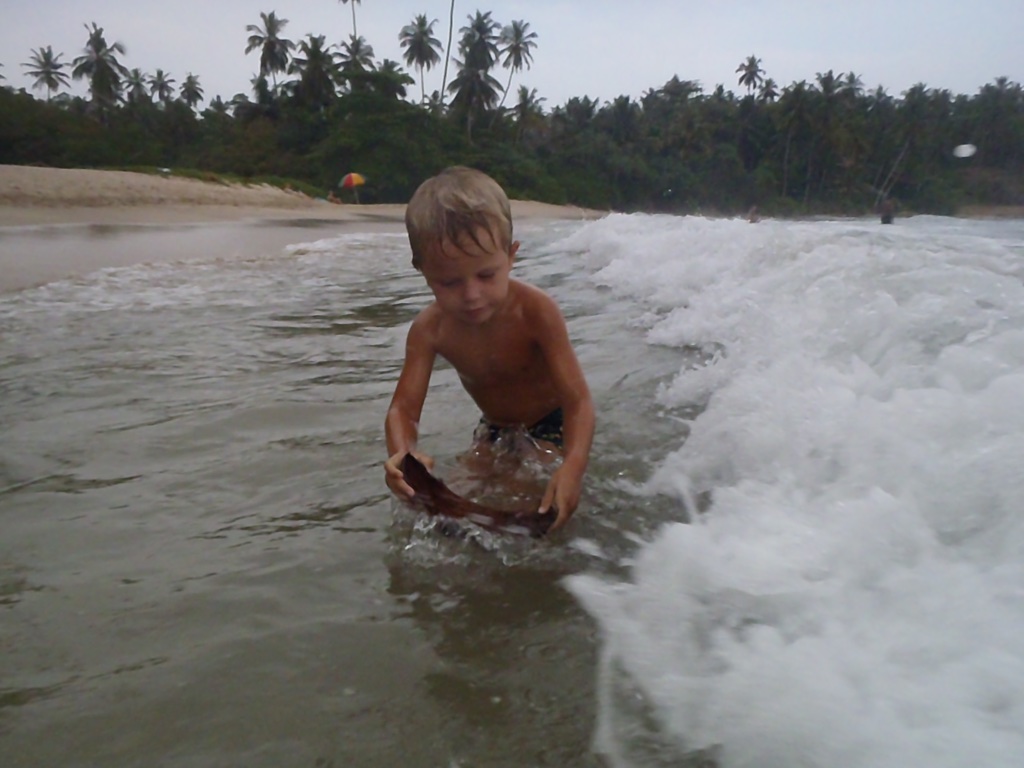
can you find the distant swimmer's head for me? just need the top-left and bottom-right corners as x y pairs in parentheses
(405, 166), (513, 271)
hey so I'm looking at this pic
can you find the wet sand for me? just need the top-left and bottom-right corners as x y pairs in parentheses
(0, 165), (604, 293)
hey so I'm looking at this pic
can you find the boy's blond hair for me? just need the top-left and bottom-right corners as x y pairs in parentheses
(405, 166), (513, 270)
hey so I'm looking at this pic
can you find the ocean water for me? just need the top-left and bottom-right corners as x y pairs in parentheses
(1, 213), (1022, 766)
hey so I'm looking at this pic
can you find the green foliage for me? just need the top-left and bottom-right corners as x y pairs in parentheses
(3, 25), (1022, 215)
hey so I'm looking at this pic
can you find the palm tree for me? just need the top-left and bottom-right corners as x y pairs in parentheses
(513, 85), (545, 144)
(231, 74), (277, 121)
(338, 34), (375, 72)
(551, 96), (597, 135)
(495, 20), (537, 113)
(180, 73), (204, 109)
(810, 69), (845, 194)
(758, 78), (779, 103)
(149, 69), (176, 104)
(842, 72), (864, 98)
(440, 0), (456, 104)
(777, 80), (812, 198)
(72, 23), (129, 112)
(338, 35), (375, 92)
(338, 0), (361, 38)
(203, 95), (230, 118)
(448, 60), (502, 141)
(973, 76), (1023, 167)
(736, 55), (763, 94)
(448, 11), (502, 140)
(124, 68), (150, 105)
(399, 14), (442, 104)
(459, 11), (500, 71)
(22, 46), (70, 100)
(372, 60), (415, 100)
(602, 95), (641, 144)
(245, 11), (294, 88)
(288, 34), (339, 109)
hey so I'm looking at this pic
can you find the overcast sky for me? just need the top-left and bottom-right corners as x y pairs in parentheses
(3, 1), (1021, 109)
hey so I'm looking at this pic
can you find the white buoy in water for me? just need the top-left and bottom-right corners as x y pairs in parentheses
(953, 144), (977, 158)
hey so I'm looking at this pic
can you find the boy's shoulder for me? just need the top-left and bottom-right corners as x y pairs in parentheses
(509, 278), (565, 322)
(509, 278), (558, 309)
(411, 298), (444, 332)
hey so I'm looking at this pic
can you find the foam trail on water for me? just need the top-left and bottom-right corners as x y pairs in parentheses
(562, 214), (1024, 767)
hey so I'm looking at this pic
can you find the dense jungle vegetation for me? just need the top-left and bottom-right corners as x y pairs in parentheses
(2, 9), (1022, 215)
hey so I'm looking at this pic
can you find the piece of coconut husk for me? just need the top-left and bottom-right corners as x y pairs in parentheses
(400, 453), (556, 537)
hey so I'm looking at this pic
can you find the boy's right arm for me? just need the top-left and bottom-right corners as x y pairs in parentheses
(384, 316), (436, 500)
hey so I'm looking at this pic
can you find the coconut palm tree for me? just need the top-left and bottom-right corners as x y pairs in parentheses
(338, 0), (361, 38)
(448, 60), (502, 141)
(149, 69), (176, 104)
(399, 14), (442, 104)
(180, 73), (204, 109)
(758, 78), (779, 103)
(776, 80), (812, 198)
(22, 46), (70, 100)
(513, 85), (545, 145)
(287, 34), (339, 109)
(72, 23), (129, 112)
(338, 34), (375, 73)
(736, 54), (763, 94)
(842, 72), (864, 98)
(448, 11), (502, 139)
(245, 11), (294, 88)
(495, 20), (537, 113)
(372, 60), (415, 100)
(203, 95), (230, 118)
(338, 34), (376, 92)
(554, 95), (597, 134)
(124, 68), (150, 105)
(459, 11), (500, 71)
(601, 95), (641, 145)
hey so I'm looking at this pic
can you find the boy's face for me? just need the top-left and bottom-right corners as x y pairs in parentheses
(420, 226), (519, 326)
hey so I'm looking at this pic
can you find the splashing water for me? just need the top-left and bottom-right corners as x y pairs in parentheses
(564, 214), (1024, 767)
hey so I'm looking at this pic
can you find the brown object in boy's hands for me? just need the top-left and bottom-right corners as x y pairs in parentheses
(400, 454), (556, 537)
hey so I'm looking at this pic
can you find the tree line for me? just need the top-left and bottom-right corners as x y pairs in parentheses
(1, 11), (1022, 215)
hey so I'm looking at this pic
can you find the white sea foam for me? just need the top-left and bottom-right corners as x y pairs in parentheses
(563, 214), (1024, 766)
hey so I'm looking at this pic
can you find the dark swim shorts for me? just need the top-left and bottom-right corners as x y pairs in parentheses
(475, 408), (564, 448)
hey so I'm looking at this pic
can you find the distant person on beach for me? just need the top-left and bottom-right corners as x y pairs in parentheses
(384, 166), (595, 530)
(879, 198), (896, 224)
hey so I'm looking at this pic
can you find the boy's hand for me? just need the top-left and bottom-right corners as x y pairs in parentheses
(384, 450), (434, 502)
(538, 463), (583, 532)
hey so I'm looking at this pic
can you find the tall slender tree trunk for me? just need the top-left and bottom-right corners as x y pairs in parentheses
(803, 137), (816, 205)
(489, 70), (514, 128)
(497, 69), (514, 112)
(876, 139), (909, 207)
(440, 1), (455, 106)
(782, 128), (792, 198)
(350, 4), (358, 37)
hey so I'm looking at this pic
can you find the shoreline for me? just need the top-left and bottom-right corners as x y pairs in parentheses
(0, 165), (605, 228)
(0, 165), (604, 293)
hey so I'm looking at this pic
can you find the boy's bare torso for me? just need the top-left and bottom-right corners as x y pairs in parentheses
(422, 279), (561, 426)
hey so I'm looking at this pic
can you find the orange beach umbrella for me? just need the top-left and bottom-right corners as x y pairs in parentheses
(340, 172), (366, 188)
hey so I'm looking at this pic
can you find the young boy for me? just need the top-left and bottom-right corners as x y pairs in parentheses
(384, 166), (595, 531)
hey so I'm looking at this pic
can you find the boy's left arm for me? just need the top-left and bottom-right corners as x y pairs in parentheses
(534, 296), (595, 530)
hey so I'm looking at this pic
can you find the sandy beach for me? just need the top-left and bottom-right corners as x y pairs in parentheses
(0, 165), (603, 292)
(0, 165), (602, 226)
